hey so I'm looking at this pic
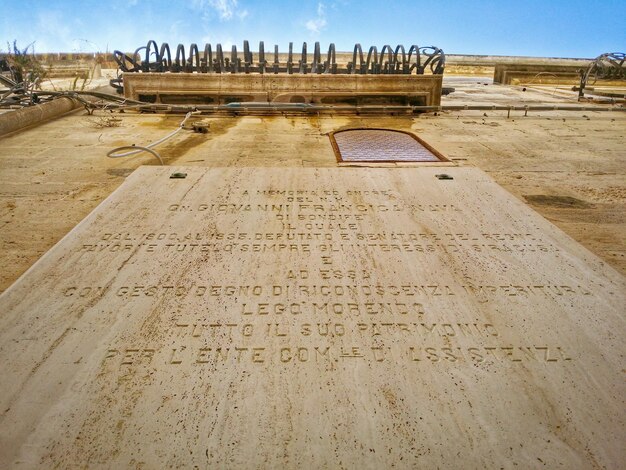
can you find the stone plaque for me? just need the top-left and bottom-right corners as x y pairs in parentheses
(0, 167), (624, 468)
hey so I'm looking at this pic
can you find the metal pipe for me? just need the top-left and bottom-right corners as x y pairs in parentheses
(92, 102), (626, 114)
(0, 97), (82, 138)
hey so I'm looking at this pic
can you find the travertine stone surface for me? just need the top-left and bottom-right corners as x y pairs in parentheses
(0, 166), (624, 468)
(3, 81), (625, 293)
(122, 73), (443, 105)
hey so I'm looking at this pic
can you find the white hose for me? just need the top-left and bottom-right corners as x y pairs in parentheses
(106, 111), (199, 163)
(107, 145), (163, 164)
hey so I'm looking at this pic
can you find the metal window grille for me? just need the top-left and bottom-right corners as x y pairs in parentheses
(330, 129), (446, 163)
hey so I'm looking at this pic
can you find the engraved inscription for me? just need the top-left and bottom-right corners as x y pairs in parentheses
(101, 344), (573, 368)
(75, 181), (592, 374)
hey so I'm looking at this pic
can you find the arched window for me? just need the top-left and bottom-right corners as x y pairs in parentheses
(329, 128), (447, 163)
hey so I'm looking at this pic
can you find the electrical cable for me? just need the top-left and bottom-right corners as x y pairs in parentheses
(107, 145), (163, 164)
(105, 111), (199, 164)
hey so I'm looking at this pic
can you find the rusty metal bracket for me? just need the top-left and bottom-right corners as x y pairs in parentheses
(578, 52), (625, 100)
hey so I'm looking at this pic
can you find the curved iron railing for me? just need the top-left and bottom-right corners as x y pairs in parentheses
(578, 52), (625, 98)
(113, 41), (445, 75)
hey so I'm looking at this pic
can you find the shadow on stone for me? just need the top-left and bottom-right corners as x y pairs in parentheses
(523, 194), (594, 208)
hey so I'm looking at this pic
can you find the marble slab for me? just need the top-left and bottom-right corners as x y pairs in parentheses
(0, 166), (624, 468)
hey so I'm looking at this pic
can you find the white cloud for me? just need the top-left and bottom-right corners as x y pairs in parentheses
(306, 2), (328, 34)
(305, 18), (327, 34)
(192, 0), (245, 21)
(212, 0), (236, 20)
(36, 11), (75, 51)
(110, 0), (139, 11)
(221, 38), (235, 50)
(37, 11), (71, 41)
(169, 20), (184, 37)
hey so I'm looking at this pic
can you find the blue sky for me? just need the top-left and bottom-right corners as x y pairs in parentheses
(2, 0), (625, 58)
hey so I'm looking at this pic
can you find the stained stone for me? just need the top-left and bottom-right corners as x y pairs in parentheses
(0, 166), (624, 468)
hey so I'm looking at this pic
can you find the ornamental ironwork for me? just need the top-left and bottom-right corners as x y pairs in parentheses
(113, 41), (445, 76)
